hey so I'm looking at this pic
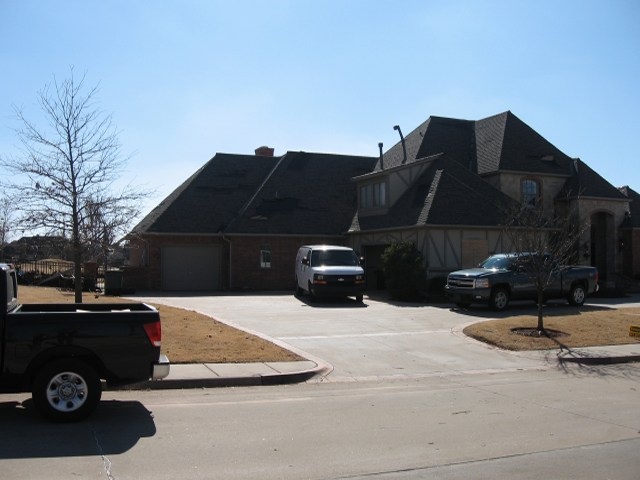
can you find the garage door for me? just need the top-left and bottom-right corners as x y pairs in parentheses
(162, 245), (221, 291)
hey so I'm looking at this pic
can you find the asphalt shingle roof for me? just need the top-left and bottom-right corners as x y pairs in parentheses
(132, 151), (377, 236)
(378, 111), (575, 177)
(558, 158), (628, 200)
(227, 151), (377, 235)
(131, 153), (279, 234)
(350, 153), (518, 232)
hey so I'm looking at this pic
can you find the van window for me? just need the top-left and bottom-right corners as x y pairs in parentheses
(310, 250), (360, 267)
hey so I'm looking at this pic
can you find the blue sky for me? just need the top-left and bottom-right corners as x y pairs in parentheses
(1, 0), (639, 221)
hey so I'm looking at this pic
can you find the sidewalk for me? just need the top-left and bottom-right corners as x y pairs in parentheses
(122, 343), (640, 391)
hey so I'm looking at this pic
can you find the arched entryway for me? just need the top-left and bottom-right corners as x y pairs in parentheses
(590, 211), (615, 282)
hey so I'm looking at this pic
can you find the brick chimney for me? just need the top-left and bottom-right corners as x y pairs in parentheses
(255, 146), (275, 157)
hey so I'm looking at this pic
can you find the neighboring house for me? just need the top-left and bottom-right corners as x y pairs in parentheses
(126, 111), (634, 292)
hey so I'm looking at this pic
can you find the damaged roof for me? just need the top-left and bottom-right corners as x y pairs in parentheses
(131, 151), (377, 236)
(130, 153), (279, 234)
(226, 151), (377, 235)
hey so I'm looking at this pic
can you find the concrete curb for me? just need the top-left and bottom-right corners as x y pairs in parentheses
(556, 354), (640, 365)
(117, 359), (334, 391)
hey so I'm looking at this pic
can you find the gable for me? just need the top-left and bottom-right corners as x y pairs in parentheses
(351, 153), (517, 232)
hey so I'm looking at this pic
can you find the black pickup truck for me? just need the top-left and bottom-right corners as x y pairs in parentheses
(445, 253), (599, 311)
(0, 263), (169, 421)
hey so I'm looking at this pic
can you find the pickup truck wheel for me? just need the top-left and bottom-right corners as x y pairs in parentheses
(32, 359), (102, 422)
(490, 288), (510, 311)
(568, 284), (586, 306)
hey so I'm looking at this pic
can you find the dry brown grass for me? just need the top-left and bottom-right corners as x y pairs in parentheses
(19, 286), (639, 359)
(17, 286), (302, 364)
(463, 305), (640, 350)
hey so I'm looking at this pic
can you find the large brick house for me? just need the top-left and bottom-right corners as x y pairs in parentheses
(126, 150), (376, 290)
(125, 111), (634, 292)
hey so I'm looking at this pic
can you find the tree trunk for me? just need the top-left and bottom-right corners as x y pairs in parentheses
(536, 288), (544, 333)
(73, 240), (83, 303)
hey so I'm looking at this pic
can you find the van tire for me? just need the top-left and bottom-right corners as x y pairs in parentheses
(307, 282), (316, 302)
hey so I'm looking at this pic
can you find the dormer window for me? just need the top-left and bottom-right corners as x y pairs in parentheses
(521, 178), (541, 208)
(360, 181), (387, 209)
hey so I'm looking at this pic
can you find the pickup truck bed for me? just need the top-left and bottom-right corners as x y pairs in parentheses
(1, 263), (169, 421)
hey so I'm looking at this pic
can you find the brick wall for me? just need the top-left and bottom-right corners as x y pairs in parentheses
(229, 236), (346, 290)
(124, 235), (228, 291)
(125, 233), (346, 291)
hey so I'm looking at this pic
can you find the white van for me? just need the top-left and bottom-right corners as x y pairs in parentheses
(294, 245), (365, 302)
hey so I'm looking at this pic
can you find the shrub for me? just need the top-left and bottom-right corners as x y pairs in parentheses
(381, 242), (427, 300)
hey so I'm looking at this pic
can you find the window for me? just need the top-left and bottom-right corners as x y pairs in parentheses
(360, 181), (387, 209)
(260, 244), (271, 269)
(521, 179), (541, 208)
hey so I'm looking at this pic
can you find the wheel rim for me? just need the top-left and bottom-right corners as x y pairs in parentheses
(494, 292), (508, 309)
(573, 287), (585, 304)
(46, 371), (89, 413)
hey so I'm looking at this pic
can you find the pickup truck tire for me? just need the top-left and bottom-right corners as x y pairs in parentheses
(32, 359), (102, 422)
(568, 284), (587, 306)
(490, 287), (510, 311)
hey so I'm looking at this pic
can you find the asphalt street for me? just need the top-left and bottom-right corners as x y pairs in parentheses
(1, 293), (639, 479)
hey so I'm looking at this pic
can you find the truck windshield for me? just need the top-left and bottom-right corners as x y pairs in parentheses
(479, 256), (512, 270)
(311, 250), (360, 267)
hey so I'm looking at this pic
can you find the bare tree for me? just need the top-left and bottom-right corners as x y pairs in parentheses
(0, 195), (13, 261)
(1, 69), (150, 302)
(501, 199), (588, 333)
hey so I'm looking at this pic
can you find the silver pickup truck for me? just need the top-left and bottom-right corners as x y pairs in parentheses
(445, 253), (599, 311)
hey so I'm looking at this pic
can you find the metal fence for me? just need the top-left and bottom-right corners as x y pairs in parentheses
(12, 259), (105, 291)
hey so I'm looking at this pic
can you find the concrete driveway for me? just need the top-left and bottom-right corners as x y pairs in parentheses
(131, 292), (607, 381)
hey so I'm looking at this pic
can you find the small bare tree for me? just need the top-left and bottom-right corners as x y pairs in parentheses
(0, 195), (13, 260)
(501, 199), (588, 333)
(1, 69), (150, 302)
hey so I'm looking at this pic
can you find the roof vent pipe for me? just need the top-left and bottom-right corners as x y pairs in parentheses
(378, 142), (384, 170)
(393, 125), (407, 164)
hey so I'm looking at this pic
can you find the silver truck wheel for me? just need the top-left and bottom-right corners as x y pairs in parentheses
(568, 284), (586, 306)
(33, 359), (102, 422)
(490, 288), (509, 311)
